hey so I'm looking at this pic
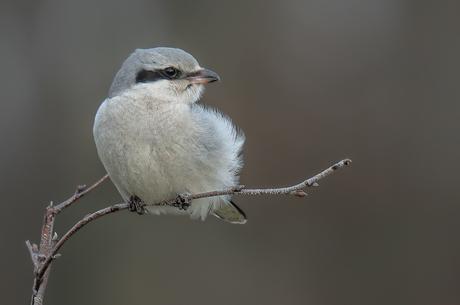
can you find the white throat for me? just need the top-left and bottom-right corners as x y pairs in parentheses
(131, 80), (205, 105)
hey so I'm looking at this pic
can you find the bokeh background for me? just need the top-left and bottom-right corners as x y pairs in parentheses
(2, 1), (460, 304)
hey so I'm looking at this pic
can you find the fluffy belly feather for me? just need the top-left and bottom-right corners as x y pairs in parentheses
(94, 96), (235, 219)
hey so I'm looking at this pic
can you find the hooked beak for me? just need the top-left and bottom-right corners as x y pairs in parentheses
(188, 68), (220, 84)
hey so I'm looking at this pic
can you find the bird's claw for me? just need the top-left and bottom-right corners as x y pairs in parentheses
(172, 194), (191, 211)
(128, 196), (144, 215)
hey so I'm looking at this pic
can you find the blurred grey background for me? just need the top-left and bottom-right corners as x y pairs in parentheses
(2, 1), (460, 304)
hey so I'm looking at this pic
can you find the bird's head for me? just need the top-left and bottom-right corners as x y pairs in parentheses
(108, 47), (220, 104)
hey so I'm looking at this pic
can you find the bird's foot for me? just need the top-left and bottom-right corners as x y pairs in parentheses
(172, 193), (191, 211)
(128, 196), (144, 215)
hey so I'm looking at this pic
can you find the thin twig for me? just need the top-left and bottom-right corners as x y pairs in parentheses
(35, 203), (128, 281)
(29, 159), (351, 304)
(237, 157), (351, 195)
(35, 158), (351, 281)
(25, 241), (38, 267)
(29, 175), (110, 305)
(53, 174), (109, 214)
(166, 158), (352, 203)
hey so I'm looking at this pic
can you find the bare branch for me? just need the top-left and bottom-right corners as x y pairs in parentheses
(26, 241), (38, 268)
(162, 158), (352, 204)
(53, 174), (109, 214)
(35, 203), (128, 281)
(237, 157), (351, 196)
(29, 159), (351, 305)
(36, 158), (352, 279)
(29, 175), (110, 305)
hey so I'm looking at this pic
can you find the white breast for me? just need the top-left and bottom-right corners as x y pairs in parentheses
(93, 86), (244, 219)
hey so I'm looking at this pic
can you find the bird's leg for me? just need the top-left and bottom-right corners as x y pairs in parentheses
(172, 193), (191, 211)
(128, 195), (144, 215)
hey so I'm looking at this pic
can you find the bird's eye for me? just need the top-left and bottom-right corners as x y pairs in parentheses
(163, 67), (178, 78)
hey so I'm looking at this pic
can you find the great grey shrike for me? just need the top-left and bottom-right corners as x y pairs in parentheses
(93, 47), (246, 223)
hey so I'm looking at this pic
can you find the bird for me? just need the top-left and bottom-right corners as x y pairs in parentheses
(93, 47), (246, 223)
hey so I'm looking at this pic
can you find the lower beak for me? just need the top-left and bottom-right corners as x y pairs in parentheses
(188, 68), (220, 84)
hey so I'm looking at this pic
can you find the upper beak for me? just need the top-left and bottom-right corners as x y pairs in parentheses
(188, 68), (220, 84)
